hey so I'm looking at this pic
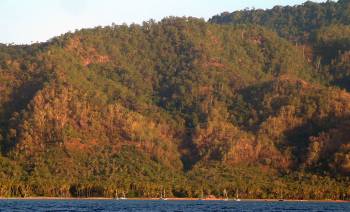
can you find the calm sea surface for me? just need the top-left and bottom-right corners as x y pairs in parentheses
(0, 200), (349, 212)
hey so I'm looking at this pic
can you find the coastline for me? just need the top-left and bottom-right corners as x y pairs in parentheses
(0, 197), (348, 202)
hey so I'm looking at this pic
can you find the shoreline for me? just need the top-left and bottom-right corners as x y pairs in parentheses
(0, 197), (348, 202)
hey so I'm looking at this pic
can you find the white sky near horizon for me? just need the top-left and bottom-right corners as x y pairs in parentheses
(0, 0), (327, 44)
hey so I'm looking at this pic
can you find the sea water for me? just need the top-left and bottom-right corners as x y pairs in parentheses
(0, 200), (349, 211)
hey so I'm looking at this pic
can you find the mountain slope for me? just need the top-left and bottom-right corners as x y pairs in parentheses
(0, 4), (349, 199)
(210, 0), (350, 43)
(210, 0), (350, 91)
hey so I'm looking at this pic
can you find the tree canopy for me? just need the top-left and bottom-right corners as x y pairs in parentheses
(0, 1), (349, 199)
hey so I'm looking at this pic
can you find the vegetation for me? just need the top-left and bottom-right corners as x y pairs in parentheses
(210, 0), (350, 91)
(0, 0), (349, 199)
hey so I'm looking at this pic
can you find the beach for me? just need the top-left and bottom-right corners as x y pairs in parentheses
(0, 197), (348, 202)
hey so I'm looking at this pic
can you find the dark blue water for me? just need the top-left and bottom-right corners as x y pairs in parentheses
(0, 200), (349, 212)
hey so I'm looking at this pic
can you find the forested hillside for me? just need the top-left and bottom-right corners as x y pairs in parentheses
(210, 0), (350, 90)
(0, 0), (349, 199)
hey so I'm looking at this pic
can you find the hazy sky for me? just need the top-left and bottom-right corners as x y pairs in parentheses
(1, 0), (327, 44)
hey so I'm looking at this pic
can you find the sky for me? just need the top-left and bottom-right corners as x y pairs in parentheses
(0, 0), (327, 44)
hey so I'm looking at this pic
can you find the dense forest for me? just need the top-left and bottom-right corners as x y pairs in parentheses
(0, 0), (349, 199)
